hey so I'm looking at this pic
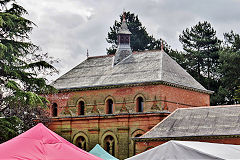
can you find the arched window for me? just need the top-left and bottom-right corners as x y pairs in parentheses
(104, 135), (115, 156)
(106, 99), (113, 114)
(136, 97), (144, 112)
(78, 101), (85, 115)
(52, 103), (58, 117)
(76, 136), (86, 150)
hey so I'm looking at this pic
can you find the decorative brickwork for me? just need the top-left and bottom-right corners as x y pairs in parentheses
(48, 112), (169, 160)
(46, 84), (210, 159)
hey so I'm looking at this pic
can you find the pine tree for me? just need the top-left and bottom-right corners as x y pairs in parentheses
(106, 11), (173, 55)
(179, 21), (221, 90)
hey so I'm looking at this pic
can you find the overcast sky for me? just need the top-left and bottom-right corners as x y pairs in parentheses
(19, 0), (240, 82)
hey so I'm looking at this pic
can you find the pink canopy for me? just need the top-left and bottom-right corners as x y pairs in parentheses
(0, 123), (103, 160)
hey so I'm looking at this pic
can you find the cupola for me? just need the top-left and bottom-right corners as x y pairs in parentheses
(113, 12), (132, 66)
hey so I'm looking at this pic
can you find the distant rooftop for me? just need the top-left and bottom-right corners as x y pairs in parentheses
(51, 50), (211, 94)
(137, 105), (240, 140)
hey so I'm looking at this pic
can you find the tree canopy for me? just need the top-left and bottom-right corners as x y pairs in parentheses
(179, 21), (221, 89)
(0, 0), (57, 140)
(106, 11), (186, 68)
(106, 11), (173, 55)
(217, 31), (240, 104)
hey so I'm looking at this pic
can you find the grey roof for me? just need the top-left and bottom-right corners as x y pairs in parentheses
(114, 46), (132, 65)
(118, 19), (131, 35)
(139, 105), (240, 139)
(51, 50), (210, 93)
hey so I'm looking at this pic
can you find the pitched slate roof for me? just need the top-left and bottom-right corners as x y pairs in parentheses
(138, 105), (240, 140)
(51, 50), (211, 93)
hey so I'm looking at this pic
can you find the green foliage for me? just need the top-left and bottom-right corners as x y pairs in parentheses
(106, 11), (176, 56)
(0, 116), (22, 143)
(179, 21), (223, 105)
(0, 0), (57, 109)
(107, 11), (151, 54)
(217, 31), (240, 104)
(0, 0), (57, 142)
(179, 21), (221, 90)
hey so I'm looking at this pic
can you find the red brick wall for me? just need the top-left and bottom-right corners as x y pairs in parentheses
(45, 84), (210, 159)
(48, 112), (169, 160)
(45, 84), (210, 116)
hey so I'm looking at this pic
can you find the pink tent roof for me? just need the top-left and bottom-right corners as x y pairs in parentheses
(0, 123), (103, 160)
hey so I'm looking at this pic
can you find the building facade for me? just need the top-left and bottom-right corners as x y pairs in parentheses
(46, 15), (212, 159)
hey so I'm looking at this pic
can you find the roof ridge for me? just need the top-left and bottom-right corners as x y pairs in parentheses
(133, 49), (162, 54)
(87, 55), (114, 59)
(179, 104), (240, 110)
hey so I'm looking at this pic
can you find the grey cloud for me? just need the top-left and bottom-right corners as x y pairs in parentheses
(19, 0), (240, 80)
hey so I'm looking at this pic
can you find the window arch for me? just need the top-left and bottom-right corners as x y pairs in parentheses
(52, 103), (58, 117)
(131, 129), (145, 156)
(104, 135), (115, 156)
(101, 131), (118, 157)
(136, 97), (144, 112)
(73, 132), (89, 151)
(106, 99), (113, 114)
(78, 101), (85, 115)
(76, 136), (87, 150)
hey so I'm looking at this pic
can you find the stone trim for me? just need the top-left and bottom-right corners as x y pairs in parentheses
(57, 81), (213, 95)
(132, 134), (240, 142)
(50, 111), (170, 120)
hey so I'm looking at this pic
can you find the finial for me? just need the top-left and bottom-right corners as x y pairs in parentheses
(161, 41), (164, 51)
(122, 10), (126, 22)
(87, 49), (89, 58)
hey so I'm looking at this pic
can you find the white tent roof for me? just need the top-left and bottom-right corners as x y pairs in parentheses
(126, 140), (240, 160)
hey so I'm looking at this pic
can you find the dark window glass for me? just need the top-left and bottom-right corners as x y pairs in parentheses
(137, 97), (144, 112)
(104, 135), (115, 156)
(107, 99), (113, 114)
(79, 101), (85, 115)
(52, 103), (58, 117)
(125, 37), (129, 43)
(135, 134), (142, 137)
(76, 136), (86, 150)
(120, 36), (124, 43)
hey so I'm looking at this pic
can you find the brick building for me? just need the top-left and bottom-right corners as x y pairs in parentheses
(134, 105), (240, 154)
(46, 15), (212, 159)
